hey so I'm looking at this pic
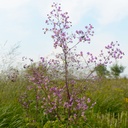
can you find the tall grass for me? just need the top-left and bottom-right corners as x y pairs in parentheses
(0, 77), (128, 127)
(0, 78), (27, 128)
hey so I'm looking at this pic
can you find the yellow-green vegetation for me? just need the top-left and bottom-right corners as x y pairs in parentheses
(0, 77), (128, 127)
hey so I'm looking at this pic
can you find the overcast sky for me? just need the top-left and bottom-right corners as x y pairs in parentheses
(0, 0), (128, 75)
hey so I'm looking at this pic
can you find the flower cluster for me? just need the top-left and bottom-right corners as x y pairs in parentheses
(76, 24), (94, 43)
(86, 41), (124, 66)
(43, 2), (94, 51)
(40, 84), (95, 122)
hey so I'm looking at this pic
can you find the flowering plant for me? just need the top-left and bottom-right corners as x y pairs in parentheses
(20, 2), (124, 127)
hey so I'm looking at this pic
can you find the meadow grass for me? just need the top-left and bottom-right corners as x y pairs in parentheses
(0, 77), (128, 127)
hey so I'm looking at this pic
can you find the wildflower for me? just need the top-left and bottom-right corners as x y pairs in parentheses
(125, 98), (128, 103)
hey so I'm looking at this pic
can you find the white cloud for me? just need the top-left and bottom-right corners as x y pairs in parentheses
(0, 0), (31, 22)
(36, 0), (96, 24)
(96, 0), (128, 25)
(0, 0), (32, 41)
(36, 0), (128, 25)
(1, 0), (127, 26)
(0, 0), (30, 10)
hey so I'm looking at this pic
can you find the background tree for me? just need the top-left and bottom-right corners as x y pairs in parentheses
(94, 64), (109, 78)
(110, 63), (125, 78)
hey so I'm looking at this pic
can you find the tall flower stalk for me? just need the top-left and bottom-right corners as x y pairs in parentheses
(43, 2), (94, 118)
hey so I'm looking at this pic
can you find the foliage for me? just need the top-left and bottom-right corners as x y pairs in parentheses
(94, 64), (109, 78)
(85, 110), (128, 128)
(0, 105), (25, 128)
(110, 63), (125, 78)
(0, 72), (128, 127)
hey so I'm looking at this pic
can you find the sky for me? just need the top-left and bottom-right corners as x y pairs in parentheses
(0, 0), (128, 76)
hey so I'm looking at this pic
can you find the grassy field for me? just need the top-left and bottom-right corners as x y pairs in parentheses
(0, 76), (128, 128)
